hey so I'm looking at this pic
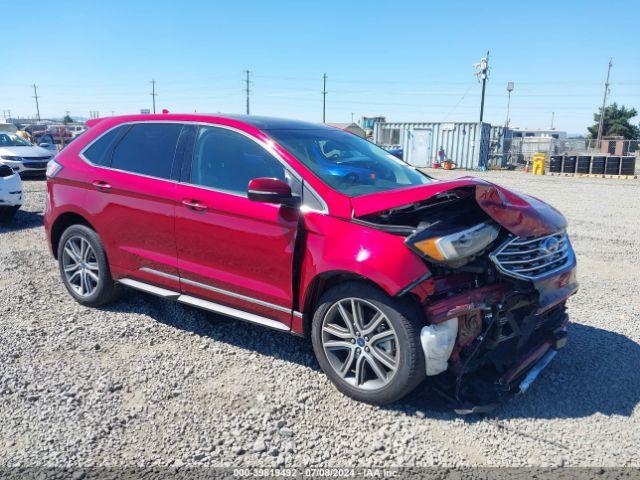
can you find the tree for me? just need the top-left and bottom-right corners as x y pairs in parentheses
(62, 114), (73, 124)
(587, 103), (640, 139)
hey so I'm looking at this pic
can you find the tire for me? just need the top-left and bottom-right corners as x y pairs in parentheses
(0, 205), (19, 225)
(311, 281), (425, 405)
(57, 224), (121, 307)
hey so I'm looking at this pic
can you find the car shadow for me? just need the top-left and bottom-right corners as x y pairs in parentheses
(0, 209), (43, 232)
(102, 291), (320, 371)
(102, 292), (640, 420)
(387, 321), (640, 420)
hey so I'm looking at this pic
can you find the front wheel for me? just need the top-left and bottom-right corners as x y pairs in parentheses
(311, 282), (426, 405)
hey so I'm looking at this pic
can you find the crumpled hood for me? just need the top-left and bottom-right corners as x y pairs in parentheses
(350, 177), (567, 238)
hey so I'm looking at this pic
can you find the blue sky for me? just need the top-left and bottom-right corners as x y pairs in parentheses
(2, 0), (639, 133)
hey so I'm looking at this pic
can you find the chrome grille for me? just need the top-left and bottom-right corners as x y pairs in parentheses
(490, 231), (573, 281)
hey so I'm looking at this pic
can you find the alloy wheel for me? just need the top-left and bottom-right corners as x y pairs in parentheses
(321, 298), (399, 390)
(62, 235), (100, 297)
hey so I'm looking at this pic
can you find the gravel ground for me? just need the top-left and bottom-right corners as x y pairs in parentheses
(1, 171), (639, 469)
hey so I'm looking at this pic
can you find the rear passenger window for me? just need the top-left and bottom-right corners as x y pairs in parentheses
(83, 126), (125, 166)
(190, 126), (287, 195)
(111, 123), (182, 179)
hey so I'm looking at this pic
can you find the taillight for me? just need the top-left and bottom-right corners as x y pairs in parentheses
(46, 159), (63, 178)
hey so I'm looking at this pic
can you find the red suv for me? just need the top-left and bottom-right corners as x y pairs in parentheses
(44, 114), (577, 410)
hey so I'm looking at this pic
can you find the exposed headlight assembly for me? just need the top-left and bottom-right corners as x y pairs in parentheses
(407, 221), (499, 267)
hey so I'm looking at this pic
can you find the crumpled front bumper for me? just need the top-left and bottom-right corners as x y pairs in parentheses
(434, 313), (569, 415)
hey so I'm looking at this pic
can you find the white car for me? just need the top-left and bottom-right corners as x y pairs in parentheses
(0, 131), (55, 175)
(0, 163), (22, 224)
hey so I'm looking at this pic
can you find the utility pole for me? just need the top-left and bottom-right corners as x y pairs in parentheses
(596, 58), (613, 145)
(350, 112), (354, 123)
(244, 70), (251, 115)
(321, 73), (328, 123)
(474, 52), (490, 123)
(550, 111), (555, 129)
(150, 79), (157, 114)
(32, 84), (41, 121)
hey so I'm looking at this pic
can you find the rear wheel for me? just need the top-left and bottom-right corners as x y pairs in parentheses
(57, 224), (120, 307)
(311, 282), (425, 405)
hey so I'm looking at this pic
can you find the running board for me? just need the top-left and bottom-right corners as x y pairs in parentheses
(118, 278), (181, 299)
(177, 294), (290, 331)
(118, 278), (290, 332)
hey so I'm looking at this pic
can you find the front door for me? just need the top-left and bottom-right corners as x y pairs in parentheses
(174, 125), (300, 327)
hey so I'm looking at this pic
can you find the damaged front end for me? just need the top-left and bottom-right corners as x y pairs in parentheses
(354, 180), (578, 413)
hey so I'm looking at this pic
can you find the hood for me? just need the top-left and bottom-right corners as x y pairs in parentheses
(0, 145), (53, 158)
(350, 177), (566, 238)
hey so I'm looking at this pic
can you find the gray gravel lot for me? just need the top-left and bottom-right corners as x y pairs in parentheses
(1, 171), (639, 468)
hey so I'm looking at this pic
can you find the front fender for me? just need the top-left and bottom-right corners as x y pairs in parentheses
(298, 212), (430, 310)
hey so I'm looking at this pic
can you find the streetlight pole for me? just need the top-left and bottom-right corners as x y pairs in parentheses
(321, 73), (327, 123)
(505, 82), (514, 128)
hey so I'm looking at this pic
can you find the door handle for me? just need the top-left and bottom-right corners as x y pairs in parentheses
(182, 198), (208, 212)
(92, 180), (111, 192)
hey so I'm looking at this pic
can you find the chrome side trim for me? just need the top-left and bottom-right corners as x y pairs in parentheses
(177, 294), (290, 331)
(180, 277), (292, 314)
(118, 278), (180, 299)
(139, 267), (180, 281)
(293, 311), (304, 319)
(140, 267), (292, 315)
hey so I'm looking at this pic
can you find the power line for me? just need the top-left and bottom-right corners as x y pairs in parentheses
(596, 58), (613, 143)
(32, 84), (41, 121)
(150, 79), (157, 114)
(244, 70), (251, 115)
(321, 73), (327, 123)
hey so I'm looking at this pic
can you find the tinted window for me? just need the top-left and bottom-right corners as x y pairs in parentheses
(83, 126), (126, 166)
(267, 128), (430, 196)
(191, 126), (287, 195)
(111, 123), (182, 179)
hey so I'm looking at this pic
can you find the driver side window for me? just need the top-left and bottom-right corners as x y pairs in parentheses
(191, 126), (299, 196)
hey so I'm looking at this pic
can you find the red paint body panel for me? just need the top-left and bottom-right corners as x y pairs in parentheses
(298, 212), (430, 301)
(174, 183), (298, 325)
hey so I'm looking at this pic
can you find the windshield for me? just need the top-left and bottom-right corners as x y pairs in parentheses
(0, 133), (32, 147)
(267, 128), (431, 196)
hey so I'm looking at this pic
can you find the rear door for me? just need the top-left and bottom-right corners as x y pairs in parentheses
(83, 122), (185, 291)
(174, 125), (301, 327)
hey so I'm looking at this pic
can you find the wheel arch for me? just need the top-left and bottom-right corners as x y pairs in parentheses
(50, 211), (96, 259)
(300, 270), (400, 337)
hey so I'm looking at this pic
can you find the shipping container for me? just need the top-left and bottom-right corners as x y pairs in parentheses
(373, 121), (499, 169)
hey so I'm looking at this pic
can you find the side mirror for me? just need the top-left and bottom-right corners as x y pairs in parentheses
(39, 142), (51, 148)
(248, 178), (300, 207)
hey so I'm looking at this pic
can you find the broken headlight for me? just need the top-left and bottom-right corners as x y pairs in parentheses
(407, 221), (499, 267)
